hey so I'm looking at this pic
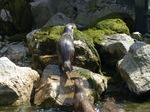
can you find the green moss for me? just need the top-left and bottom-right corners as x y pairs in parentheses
(75, 29), (100, 62)
(83, 29), (105, 43)
(74, 29), (100, 63)
(96, 19), (130, 35)
(33, 26), (64, 42)
(83, 19), (130, 44)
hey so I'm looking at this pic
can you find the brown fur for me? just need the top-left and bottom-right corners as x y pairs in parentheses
(73, 78), (95, 112)
(100, 97), (126, 112)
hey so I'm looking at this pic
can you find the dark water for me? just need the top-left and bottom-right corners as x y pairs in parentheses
(0, 98), (150, 112)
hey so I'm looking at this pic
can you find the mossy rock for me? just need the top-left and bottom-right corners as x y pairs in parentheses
(96, 19), (130, 35)
(83, 19), (130, 44)
(31, 25), (99, 56)
(83, 29), (106, 43)
(33, 26), (64, 42)
(29, 25), (101, 72)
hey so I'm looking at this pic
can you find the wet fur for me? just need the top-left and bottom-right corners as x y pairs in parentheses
(73, 78), (95, 112)
(57, 23), (76, 72)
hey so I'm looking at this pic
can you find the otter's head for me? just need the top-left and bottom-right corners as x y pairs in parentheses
(64, 23), (77, 34)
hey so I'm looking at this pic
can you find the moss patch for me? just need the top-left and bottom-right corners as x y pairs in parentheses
(83, 19), (130, 44)
(96, 19), (130, 34)
(33, 26), (64, 42)
(83, 29), (105, 43)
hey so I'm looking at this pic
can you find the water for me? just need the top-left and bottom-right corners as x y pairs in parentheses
(0, 98), (150, 112)
(0, 65), (149, 112)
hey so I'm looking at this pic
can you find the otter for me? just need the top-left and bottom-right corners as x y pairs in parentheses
(100, 97), (126, 112)
(57, 23), (76, 72)
(73, 78), (95, 112)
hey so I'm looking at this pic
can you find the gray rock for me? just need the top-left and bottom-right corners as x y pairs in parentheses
(0, 42), (31, 67)
(34, 65), (107, 109)
(0, 9), (12, 22)
(97, 34), (134, 66)
(44, 12), (71, 27)
(7, 43), (29, 61)
(26, 29), (41, 49)
(0, 57), (39, 105)
(30, 0), (134, 29)
(30, 0), (55, 28)
(74, 40), (100, 72)
(0, 45), (8, 55)
(117, 42), (150, 95)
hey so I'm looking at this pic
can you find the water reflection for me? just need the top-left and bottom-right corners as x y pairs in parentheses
(0, 100), (150, 112)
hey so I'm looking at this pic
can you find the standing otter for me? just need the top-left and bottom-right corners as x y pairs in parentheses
(57, 23), (76, 72)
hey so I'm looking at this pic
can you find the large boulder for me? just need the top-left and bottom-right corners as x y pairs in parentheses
(83, 18), (130, 44)
(75, 2), (134, 29)
(43, 12), (71, 27)
(117, 42), (150, 95)
(26, 26), (100, 72)
(29, 0), (134, 29)
(34, 65), (107, 109)
(96, 34), (134, 66)
(0, 57), (40, 105)
(30, 0), (55, 28)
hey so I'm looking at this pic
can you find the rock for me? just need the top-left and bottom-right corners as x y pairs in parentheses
(0, 0), (32, 34)
(26, 26), (100, 72)
(74, 40), (100, 72)
(7, 42), (29, 61)
(0, 45), (9, 55)
(0, 42), (31, 67)
(96, 34), (134, 66)
(0, 57), (40, 105)
(30, 0), (134, 29)
(131, 32), (143, 41)
(30, 0), (55, 28)
(96, 19), (130, 35)
(143, 33), (150, 44)
(0, 9), (12, 22)
(100, 97), (126, 112)
(34, 65), (107, 109)
(83, 18), (130, 44)
(44, 12), (71, 27)
(117, 42), (150, 95)
(75, 3), (134, 29)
